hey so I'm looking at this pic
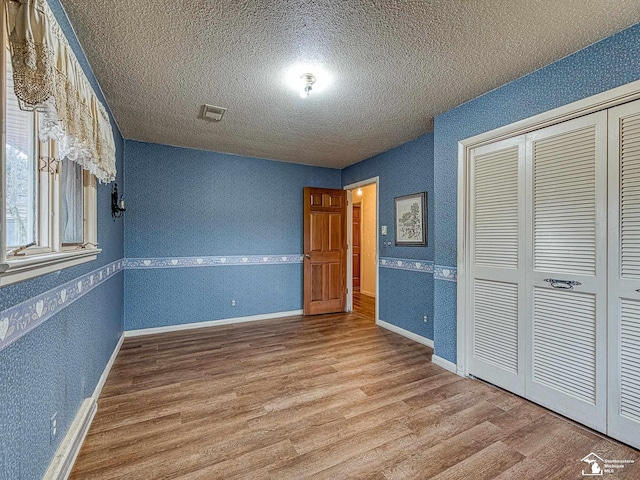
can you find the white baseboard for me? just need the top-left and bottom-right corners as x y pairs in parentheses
(376, 319), (434, 348)
(43, 398), (97, 480)
(124, 310), (304, 337)
(93, 333), (124, 399)
(432, 354), (459, 374)
(44, 332), (123, 480)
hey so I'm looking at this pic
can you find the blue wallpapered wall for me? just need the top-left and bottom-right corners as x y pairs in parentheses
(123, 140), (341, 330)
(0, 1), (125, 479)
(433, 23), (640, 364)
(342, 134), (434, 340)
(125, 264), (302, 329)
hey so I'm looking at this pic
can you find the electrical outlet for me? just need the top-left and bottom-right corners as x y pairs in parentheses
(50, 412), (57, 445)
(231, 299), (237, 307)
(423, 314), (428, 324)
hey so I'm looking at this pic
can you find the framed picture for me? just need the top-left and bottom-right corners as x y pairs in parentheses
(395, 192), (427, 246)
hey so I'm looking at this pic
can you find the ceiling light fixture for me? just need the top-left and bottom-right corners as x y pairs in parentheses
(299, 73), (316, 98)
(284, 66), (331, 97)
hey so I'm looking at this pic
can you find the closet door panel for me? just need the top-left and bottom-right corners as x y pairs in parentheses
(525, 112), (607, 433)
(608, 100), (640, 449)
(468, 137), (526, 395)
(473, 279), (519, 373)
(532, 288), (597, 403)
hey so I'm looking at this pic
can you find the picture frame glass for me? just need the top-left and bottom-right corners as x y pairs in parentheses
(395, 192), (427, 246)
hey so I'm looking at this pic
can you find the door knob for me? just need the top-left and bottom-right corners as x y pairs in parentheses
(305, 253), (311, 259)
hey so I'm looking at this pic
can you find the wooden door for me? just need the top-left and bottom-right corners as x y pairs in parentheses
(304, 187), (347, 315)
(352, 204), (361, 288)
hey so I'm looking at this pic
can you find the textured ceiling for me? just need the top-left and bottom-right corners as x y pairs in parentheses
(60, 0), (640, 168)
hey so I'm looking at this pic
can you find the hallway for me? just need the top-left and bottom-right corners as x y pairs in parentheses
(352, 289), (375, 320)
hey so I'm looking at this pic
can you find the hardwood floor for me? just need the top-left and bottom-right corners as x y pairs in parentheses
(353, 289), (375, 318)
(71, 307), (639, 479)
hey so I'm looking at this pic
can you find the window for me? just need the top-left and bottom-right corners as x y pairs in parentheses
(2, 0), (116, 285)
(5, 65), (37, 249)
(61, 160), (85, 246)
(1, 46), (99, 286)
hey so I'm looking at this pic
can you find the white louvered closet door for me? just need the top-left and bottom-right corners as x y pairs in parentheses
(524, 112), (608, 432)
(468, 137), (526, 395)
(608, 99), (640, 448)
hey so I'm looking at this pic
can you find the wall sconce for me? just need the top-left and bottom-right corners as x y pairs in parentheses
(111, 183), (126, 219)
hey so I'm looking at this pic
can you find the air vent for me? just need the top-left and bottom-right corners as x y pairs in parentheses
(199, 104), (226, 122)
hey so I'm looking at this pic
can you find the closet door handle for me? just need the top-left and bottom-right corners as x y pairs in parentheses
(544, 278), (581, 290)
(305, 253), (311, 259)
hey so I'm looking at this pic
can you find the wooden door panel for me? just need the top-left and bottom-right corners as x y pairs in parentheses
(328, 262), (342, 300)
(328, 213), (343, 252)
(353, 205), (361, 288)
(353, 226), (361, 246)
(310, 213), (325, 253)
(352, 253), (361, 286)
(304, 187), (347, 315)
(311, 193), (323, 206)
(329, 193), (343, 207)
(310, 264), (323, 302)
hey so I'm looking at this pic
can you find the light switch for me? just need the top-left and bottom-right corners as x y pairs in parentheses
(381, 226), (387, 235)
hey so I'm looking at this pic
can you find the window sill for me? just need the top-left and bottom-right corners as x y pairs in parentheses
(0, 249), (101, 286)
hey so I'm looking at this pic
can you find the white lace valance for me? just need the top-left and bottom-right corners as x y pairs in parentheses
(5, 0), (116, 183)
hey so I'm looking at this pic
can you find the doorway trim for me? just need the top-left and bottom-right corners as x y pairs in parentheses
(344, 177), (380, 320)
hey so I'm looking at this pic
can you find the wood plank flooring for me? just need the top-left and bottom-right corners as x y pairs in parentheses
(71, 306), (639, 479)
(353, 289), (375, 318)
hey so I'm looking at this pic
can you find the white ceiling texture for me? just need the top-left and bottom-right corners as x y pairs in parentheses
(60, 1), (640, 169)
